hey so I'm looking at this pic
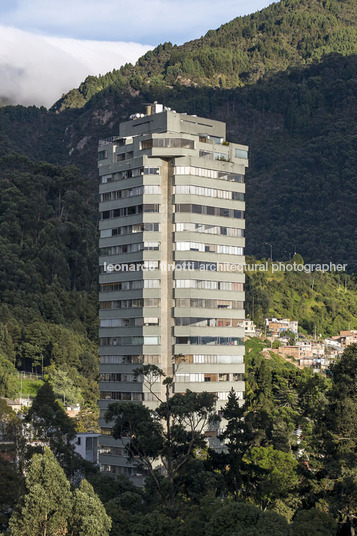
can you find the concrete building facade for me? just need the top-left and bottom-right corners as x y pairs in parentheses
(73, 432), (100, 464)
(97, 103), (248, 479)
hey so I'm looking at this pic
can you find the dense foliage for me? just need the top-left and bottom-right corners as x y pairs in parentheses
(80, 344), (357, 534)
(3, 342), (357, 534)
(1, 31), (357, 266)
(0, 154), (99, 411)
(52, 0), (357, 108)
(98, 342), (357, 535)
(9, 448), (111, 536)
(1, 1), (357, 531)
(245, 257), (357, 335)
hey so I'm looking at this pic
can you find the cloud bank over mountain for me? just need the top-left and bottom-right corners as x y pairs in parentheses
(0, 25), (152, 107)
(0, 0), (274, 44)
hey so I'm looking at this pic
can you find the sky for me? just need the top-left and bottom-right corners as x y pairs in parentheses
(0, 0), (275, 107)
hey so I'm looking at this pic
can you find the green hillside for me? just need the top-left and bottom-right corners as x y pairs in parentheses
(54, 0), (357, 110)
(0, 0), (357, 398)
(245, 257), (357, 335)
(0, 154), (99, 419)
(1, 0), (357, 265)
(0, 154), (356, 411)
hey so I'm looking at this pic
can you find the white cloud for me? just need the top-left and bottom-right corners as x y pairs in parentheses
(1, 0), (276, 44)
(0, 25), (152, 107)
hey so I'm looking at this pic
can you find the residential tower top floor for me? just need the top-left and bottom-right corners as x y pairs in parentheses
(98, 102), (249, 167)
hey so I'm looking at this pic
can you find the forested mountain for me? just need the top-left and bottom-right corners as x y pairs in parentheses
(0, 0), (357, 405)
(54, 0), (357, 110)
(1, 0), (357, 266)
(1, 2), (357, 531)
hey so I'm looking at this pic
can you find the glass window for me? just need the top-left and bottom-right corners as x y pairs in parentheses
(141, 139), (153, 150)
(144, 167), (160, 175)
(144, 336), (160, 345)
(214, 152), (228, 161)
(152, 138), (194, 149)
(100, 229), (112, 238)
(199, 150), (212, 158)
(235, 148), (248, 159)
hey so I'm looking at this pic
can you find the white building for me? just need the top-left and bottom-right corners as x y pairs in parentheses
(73, 433), (100, 464)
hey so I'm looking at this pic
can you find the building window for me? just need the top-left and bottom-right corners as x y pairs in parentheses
(100, 222), (160, 238)
(141, 138), (194, 150)
(199, 150), (212, 158)
(100, 392), (145, 401)
(174, 185), (244, 202)
(175, 336), (244, 346)
(205, 374), (217, 382)
(235, 148), (248, 159)
(101, 174), (113, 184)
(141, 139), (153, 150)
(218, 373), (229, 382)
(175, 222), (244, 238)
(98, 150), (108, 161)
(175, 242), (243, 256)
(217, 391), (243, 401)
(175, 204), (244, 219)
(100, 185), (160, 202)
(100, 355), (161, 365)
(100, 298), (160, 310)
(175, 317), (244, 328)
(214, 152), (228, 161)
(174, 166), (244, 183)
(99, 242), (161, 256)
(99, 204), (160, 220)
(144, 167), (160, 175)
(175, 298), (243, 310)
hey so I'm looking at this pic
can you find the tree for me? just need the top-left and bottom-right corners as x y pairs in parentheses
(0, 352), (18, 398)
(0, 457), (24, 532)
(9, 448), (111, 536)
(215, 389), (252, 498)
(105, 365), (218, 508)
(18, 342), (43, 374)
(0, 400), (24, 532)
(291, 508), (337, 536)
(243, 445), (299, 509)
(27, 381), (76, 442)
(329, 344), (357, 399)
(9, 447), (72, 536)
(205, 501), (290, 536)
(70, 479), (111, 536)
(26, 382), (77, 474)
(74, 405), (100, 433)
(330, 472), (357, 536)
(321, 345), (357, 480)
(0, 397), (20, 437)
(47, 367), (83, 407)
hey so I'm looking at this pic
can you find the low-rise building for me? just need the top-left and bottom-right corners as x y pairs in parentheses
(311, 341), (325, 357)
(313, 357), (330, 372)
(65, 404), (81, 418)
(265, 318), (298, 338)
(298, 341), (312, 359)
(73, 432), (100, 464)
(338, 330), (357, 348)
(244, 319), (257, 337)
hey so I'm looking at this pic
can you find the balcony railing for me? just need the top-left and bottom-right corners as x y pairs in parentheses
(98, 136), (121, 146)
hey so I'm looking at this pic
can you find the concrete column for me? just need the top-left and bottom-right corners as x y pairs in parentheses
(160, 159), (174, 398)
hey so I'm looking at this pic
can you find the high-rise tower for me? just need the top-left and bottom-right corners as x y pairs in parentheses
(98, 103), (248, 481)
